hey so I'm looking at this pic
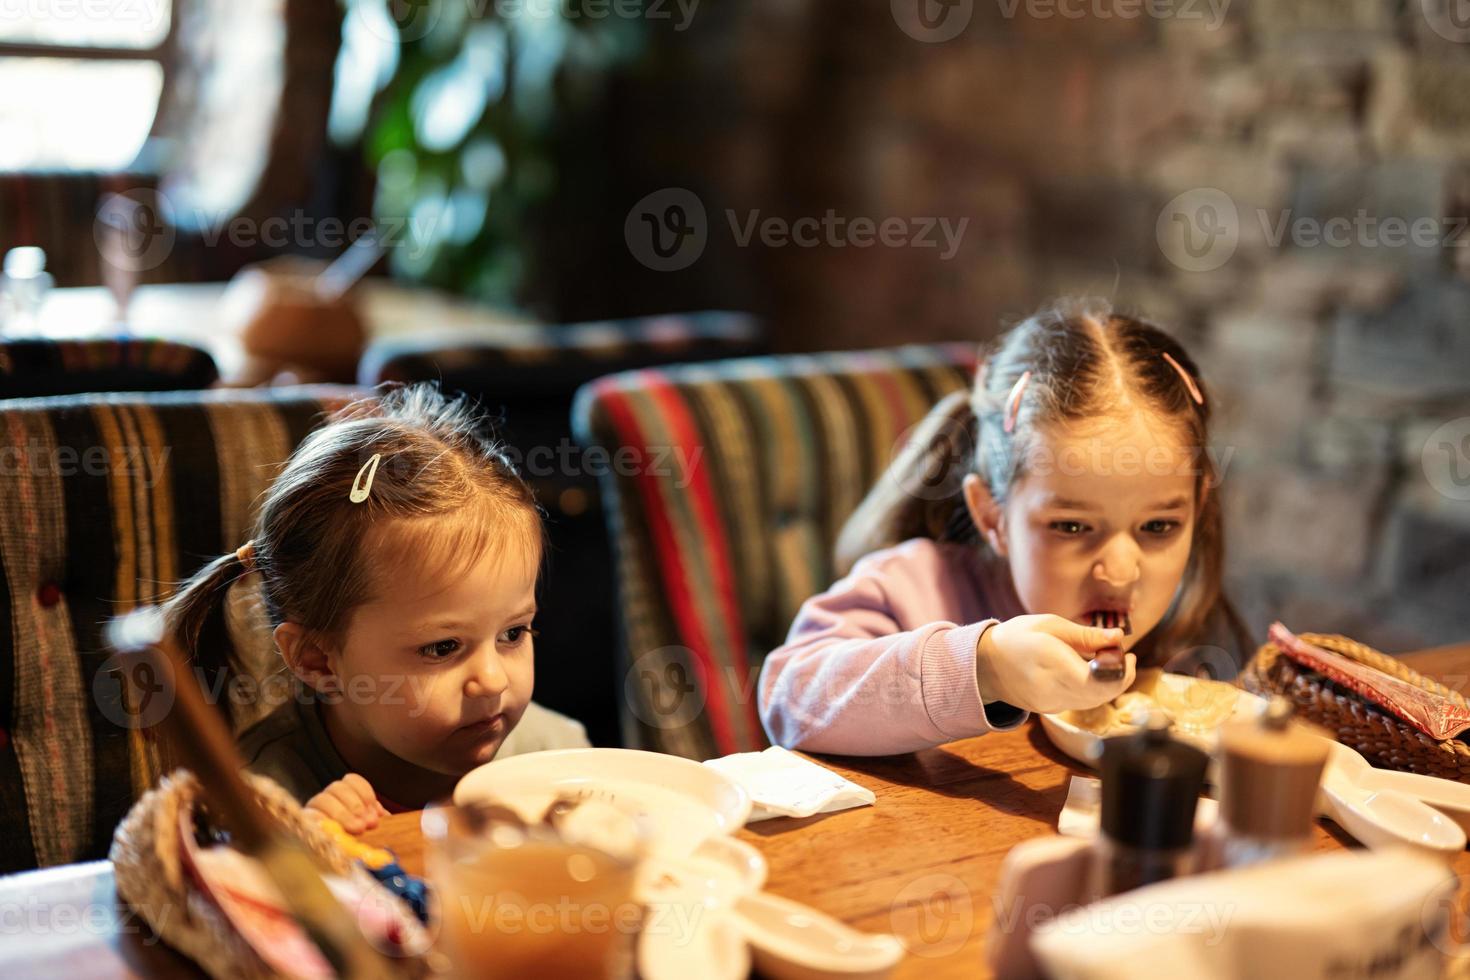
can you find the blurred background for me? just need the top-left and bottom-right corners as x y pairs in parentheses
(2, 0), (1468, 731)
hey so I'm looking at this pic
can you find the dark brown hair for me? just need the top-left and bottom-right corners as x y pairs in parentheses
(835, 300), (1248, 664)
(165, 383), (542, 715)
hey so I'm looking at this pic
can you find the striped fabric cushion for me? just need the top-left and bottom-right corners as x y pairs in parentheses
(0, 386), (358, 872)
(0, 338), (219, 399)
(572, 344), (981, 760)
(359, 311), (765, 399)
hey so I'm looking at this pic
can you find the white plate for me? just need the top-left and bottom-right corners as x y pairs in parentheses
(453, 748), (752, 858)
(1039, 675), (1267, 767)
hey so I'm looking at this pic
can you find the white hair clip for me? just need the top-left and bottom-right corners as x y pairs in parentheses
(1003, 370), (1032, 434)
(349, 453), (382, 503)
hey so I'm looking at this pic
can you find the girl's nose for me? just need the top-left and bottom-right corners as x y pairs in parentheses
(1092, 536), (1142, 588)
(463, 647), (510, 699)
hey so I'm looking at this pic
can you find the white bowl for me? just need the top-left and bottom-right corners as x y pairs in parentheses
(1039, 674), (1267, 767)
(453, 747), (752, 858)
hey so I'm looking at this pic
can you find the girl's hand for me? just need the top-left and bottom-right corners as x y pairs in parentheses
(975, 614), (1136, 714)
(304, 773), (390, 834)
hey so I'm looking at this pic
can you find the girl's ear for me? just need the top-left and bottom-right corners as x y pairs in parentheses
(274, 622), (341, 696)
(963, 473), (1008, 557)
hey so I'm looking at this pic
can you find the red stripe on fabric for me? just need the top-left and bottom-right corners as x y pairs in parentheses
(592, 377), (739, 755)
(642, 374), (760, 747)
(867, 368), (912, 429)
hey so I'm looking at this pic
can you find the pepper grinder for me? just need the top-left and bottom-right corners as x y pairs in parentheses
(1214, 696), (1329, 869)
(1088, 714), (1209, 900)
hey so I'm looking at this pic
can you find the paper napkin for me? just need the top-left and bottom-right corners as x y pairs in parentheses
(704, 746), (876, 822)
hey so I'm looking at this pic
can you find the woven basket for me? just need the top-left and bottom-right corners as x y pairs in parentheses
(1242, 632), (1470, 784)
(110, 770), (431, 979)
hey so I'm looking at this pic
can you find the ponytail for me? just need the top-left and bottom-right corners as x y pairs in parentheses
(834, 390), (981, 577)
(161, 549), (252, 724)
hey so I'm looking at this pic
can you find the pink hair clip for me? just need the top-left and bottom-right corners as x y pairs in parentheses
(1162, 352), (1205, 406)
(1003, 370), (1031, 434)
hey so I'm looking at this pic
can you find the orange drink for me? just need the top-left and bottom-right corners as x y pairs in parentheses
(425, 802), (643, 979)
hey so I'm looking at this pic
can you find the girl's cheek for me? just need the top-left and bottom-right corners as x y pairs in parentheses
(397, 671), (457, 727)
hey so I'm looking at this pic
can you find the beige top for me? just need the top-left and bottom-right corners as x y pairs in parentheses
(236, 694), (591, 808)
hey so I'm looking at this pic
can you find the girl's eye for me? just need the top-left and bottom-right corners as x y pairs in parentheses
(499, 625), (539, 645)
(1049, 521), (1091, 536)
(1141, 519), (1182, 536)
(418, 639), (462, 660)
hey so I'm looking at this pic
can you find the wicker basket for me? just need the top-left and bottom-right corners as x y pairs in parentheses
(110, 770), (431, 980)
(1242, 632), (1470, 784)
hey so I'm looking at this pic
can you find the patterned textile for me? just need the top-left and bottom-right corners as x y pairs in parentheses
(0, 386), (357, 872)
(359, 311), (765, 398)
(0, 338), (219, 399)
(572, 344), (981, 760)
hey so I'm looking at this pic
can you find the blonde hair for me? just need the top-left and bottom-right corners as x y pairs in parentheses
(836, 300), (1248, 665)
(165, 383), (542, 716)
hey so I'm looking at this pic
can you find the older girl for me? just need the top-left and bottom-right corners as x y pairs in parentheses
(759, 302), (1248, 755)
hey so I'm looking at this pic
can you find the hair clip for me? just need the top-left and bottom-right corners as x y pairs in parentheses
(235, 539), (256, 572)
(1162, 352), (1205, 406)
(350, 453), (382, 503)
(1003, 370), (1031, 434)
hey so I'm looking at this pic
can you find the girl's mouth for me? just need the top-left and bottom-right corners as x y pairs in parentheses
(459, 713), (506, 736)
(1086, 608), (1133, 635)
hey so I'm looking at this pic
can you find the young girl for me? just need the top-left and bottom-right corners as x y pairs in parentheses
(758, 302), (1248, 755)
(165, 384), (588, 831)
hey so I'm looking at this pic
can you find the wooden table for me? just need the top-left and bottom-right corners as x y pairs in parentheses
(2, 646), (1467, 978)
(33, 281), (536, 382)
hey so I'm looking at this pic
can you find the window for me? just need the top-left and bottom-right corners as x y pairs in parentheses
(0, 0), (173, 170)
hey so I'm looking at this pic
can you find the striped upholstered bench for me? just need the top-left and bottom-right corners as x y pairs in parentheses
(0, 337), (220, 399)
(572, 343), (981, 760)
(359, 311), (764, 397)
(0, 386), (356, 872)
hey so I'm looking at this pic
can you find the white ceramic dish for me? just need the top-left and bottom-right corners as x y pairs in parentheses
(1041, 680), (1468, 855)
(453, 748), (752, 859)
(737, 891), (906, 980)
(1039, 674), (1267, 765)
(1317, 742), (1466, 853)
(638, 835), (767, 980)
(1323, 740), (1470, 836)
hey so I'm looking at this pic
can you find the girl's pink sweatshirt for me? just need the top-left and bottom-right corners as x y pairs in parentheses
(758, 537), (1030, 756)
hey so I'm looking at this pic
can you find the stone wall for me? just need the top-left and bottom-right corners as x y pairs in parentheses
(612, 0), (1470, 653)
